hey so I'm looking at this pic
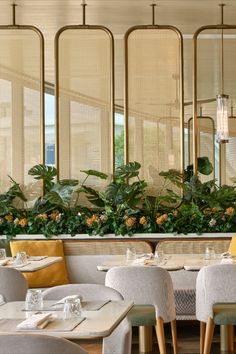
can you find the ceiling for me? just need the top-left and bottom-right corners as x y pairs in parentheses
(1, 0), (236, 110)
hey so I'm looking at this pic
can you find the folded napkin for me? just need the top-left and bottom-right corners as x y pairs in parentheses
(221, 258), (233, 264)
(17, 313), (52, 330)
(137, 253), (153, 259)
(0, 259), (9, 266)
(52, 294), (82, 306)
(29, 256), (48, 261)
(131, 258), (148, 266)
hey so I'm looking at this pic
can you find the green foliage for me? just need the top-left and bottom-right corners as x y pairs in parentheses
(28, 164), (57, 193)
(1, 158), (236, 237)
(115, 129), (124, 167)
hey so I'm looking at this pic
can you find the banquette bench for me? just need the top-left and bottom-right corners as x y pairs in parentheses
(9, 238), (231, 321)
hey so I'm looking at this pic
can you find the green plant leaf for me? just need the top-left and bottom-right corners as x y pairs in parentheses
(80, 186), (105, 207)
(45, 184), (74, 208)
(28, 164), (57, 180)
(81, 170), (108, 180)
(28, 164), (57, 193)
(115, 161), (141, 180)
(31, 197), (55, 214)
(8, 176), (27, 202)
(59, 179), (79, 186)
(197, 157), (213, 175)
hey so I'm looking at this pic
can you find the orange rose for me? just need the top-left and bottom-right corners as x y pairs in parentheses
(125, 217), (136, 228)
(139, 216), (147, 225)
(36, 213), (48, 220)
(19, 218), (28, 227)
(49, 210), (60, 221)
(86, 214), (99, 227)
(156, 214), (168, 225)
(225, 207), (235, 216)
(4, 214), (13, 222)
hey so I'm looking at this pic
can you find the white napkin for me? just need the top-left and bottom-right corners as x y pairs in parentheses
(17, 313), (52, 330)
(131, 258), (147, 266)
(0, 259), (8, 266)
(52, 294), (82, 306)
(221, 258), (233, 264)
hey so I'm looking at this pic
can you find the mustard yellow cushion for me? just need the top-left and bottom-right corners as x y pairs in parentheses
(228, 236), (236, 256)
(10, 240), (70, 288)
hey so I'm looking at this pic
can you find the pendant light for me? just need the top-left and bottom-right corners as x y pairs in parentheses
(216, 4), (229, 143)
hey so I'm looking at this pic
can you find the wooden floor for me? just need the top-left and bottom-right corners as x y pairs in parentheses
(79, 321), (231, 354)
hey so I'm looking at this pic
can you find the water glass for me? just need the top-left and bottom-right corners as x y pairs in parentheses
(154, 250), (164, 264)
(25, 289), (43, 311)
(205, 246), (216, 260)
(0, 249), (6, 259)
(15, 251), (27, 265)
(73, 298), (82, 317)
(63, 298), (82, 319)
(126, 247), (136, 262)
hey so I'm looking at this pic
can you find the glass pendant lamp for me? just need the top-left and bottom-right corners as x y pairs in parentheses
(216, 4), (229, 143)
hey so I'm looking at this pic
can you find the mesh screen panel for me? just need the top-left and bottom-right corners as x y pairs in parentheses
(57, 28), (113, 189)
(126, 28), (182, 194)
(0, 29), (43, 204)
(223, 117), (236, 185)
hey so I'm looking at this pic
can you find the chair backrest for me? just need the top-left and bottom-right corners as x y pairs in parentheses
(42, 283), (123, 301)
(0, 333), (87, 354)
(156, 239), (231, 254)
(64, 240), (154, 284)
(105, 266), (176, 323)
(0, 267), (28, 302)
(196, 264), (236, 322)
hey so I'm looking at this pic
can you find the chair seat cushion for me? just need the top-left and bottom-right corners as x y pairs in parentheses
(214, 311), (236, 325)
(10, 240), (70, 288)
(128, 305), (156, 326)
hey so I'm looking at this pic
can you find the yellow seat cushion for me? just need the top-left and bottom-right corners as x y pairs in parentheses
(10, 240), (70, 288)
(228, 236), (236, 256)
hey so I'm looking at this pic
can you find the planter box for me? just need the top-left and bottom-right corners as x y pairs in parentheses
(0, 233), (234, 241)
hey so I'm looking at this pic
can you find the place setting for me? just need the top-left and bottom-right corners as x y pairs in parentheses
(0, 290), (86, 334)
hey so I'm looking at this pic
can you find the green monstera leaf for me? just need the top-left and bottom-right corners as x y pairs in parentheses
(45, 184), (74, 208)
(80, 170), (108, 180)
(28, 164), (57, 193)
(115, 161), (141, 180)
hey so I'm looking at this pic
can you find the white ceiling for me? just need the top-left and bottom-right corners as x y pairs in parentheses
(1, 0), (236, 108)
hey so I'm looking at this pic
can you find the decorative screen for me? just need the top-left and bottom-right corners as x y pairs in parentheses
(56, 28), (114, 189)
(0, 28), (44, 204)
(125, 28), (183, 195)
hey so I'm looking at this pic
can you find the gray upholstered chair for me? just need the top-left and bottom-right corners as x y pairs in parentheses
(196, 264), (236, 354)
(105, 266), (177, 354)
(0, 333), (87, 354)
(0, 267), (28, 302)
(42, 283), (132, 354)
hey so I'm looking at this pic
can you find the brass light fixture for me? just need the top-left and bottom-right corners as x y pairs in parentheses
(216, 4), (229, 143)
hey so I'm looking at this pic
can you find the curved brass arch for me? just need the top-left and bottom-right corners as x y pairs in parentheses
(124, 24), (184, 191)
(55, 25), (115, 179)
(193, 24), (236, 176)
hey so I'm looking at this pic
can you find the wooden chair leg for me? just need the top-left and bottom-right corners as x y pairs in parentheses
(200, 321), (206, 354)
(139, 325), (153, 353)
(171, 319), (177, 354)
(227, 325), (234, 353)
(155, 317), (166, 354)
(203, 317), (215, 354)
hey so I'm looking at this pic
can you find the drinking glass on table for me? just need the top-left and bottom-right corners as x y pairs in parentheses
(63, 298), (82, 319)
(15, 251), (27, 265)
(25, 289), (43, 311)
(204, 246), (216, 260)
(0, 249), (6, 259)
(154, 250), (164, 264)
(126, 247), (136, 263)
